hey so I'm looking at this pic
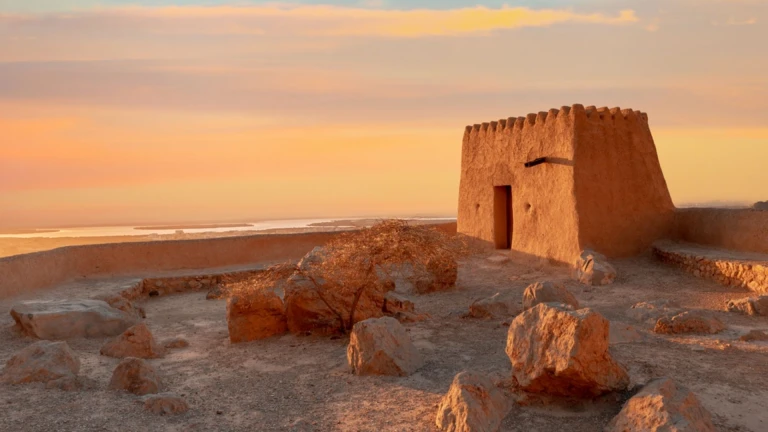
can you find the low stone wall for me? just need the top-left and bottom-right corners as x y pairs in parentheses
(0, 222), (457, 299)
(652, 241), (768, 294)
(674, 208), (768, 255)
(122, 268), (267, 301)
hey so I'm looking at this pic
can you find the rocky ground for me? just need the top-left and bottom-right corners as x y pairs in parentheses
(1, 251), (767, 431)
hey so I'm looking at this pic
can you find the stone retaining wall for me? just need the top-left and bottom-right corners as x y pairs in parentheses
(652, 242), (768, 294)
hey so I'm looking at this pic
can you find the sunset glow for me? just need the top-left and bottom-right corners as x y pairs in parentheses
(1, 0), (766, 228)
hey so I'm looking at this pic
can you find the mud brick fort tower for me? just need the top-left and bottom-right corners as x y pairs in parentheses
(457, 104), (675, 264)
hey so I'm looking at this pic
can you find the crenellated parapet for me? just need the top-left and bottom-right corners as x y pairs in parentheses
(462, 104), (649, 142)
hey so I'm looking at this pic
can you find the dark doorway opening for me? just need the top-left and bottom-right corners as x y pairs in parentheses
(493, 185), (512, 249)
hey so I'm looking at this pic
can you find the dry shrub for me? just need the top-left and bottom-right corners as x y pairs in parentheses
(230, 220), (471, 332)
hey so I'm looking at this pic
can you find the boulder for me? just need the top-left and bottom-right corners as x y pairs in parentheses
(140, 393), (189, 415)
(606, 378), (715, 432)
(654, 311), (725, 335)
(108, 357), (162, 395)
(162, 337), (190, 349)
(10, 299), (138, 340)
(100, 323), (165, 359)
(573, 249), (616, 286)
(284, 248), (391, 334)
(522, 282), (579, 311)
(96, 294), (146, 320)
(227, 290), (288, 343)
(469, 292), (521, 319)
(627, 300), (682, 326)
(726, 296), (768, 316)
(506, 303), (629, 397)
(383, 292), (415, 314)
(347, 317), (422, 376)
(1, 341), (80, 388)
(739, 330), (768, 342)
(435, 371), (508, 432)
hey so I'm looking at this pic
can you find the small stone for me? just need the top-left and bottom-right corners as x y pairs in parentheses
(108, 358), (162, 395)
(654, 311), (726, 335)
(726, 296), (768, 316)
(522, 281), (579, 311)
(739, 330), (768, 342)
(140, 393), (189, 415)
(469, 291), (522, 319)
(573, 249), (616, 286)
(347, 317), (422, 377)
(435, 371), (508, 432)
(100, 323), (165, 359)
(383, 292), (415, 314)
(0, 341), (80, 387)
(606, 378), (715, 432)
(162, 337), (190, 349)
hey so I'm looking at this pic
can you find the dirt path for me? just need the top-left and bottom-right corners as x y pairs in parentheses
(1, 252), (766, 431)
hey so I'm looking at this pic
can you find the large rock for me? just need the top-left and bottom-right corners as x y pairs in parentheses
(347, 317), (422, 376)
(0, 341), (80, 389)
(108, 357), (162, 395)
(522, 281), (579, 311)
(10, 299), (138, 340)
(284, 248), (391, 334)
(227, 290), (288, 343)
(100, 323), (165, 359)
(140, 393), (189, 415)
(606, 378), (715, 432)
(435, 371), (509, 432)
(469, 292), (521, 319)
(506, 303), (629, 397)
(753, 201), (768, 211)
(726, 296), (768, 316)
(654, 311), (725, 335)
(573, 249), (616, 286)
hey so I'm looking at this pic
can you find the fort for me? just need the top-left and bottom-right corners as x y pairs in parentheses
(457, 104), (768, 269)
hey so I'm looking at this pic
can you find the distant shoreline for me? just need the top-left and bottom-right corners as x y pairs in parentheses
(0, 229), (60, 235)
(134, 223), (254, 231)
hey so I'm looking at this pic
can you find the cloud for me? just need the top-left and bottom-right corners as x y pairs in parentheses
(0, 5), (639, 39)
(712, 17), (758, 25)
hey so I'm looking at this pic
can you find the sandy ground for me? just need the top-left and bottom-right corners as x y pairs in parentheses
(1, 251), (767, 431)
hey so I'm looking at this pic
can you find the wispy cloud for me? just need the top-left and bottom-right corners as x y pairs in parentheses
(712, 17), (758, 25)
(0, 5), (639, 39)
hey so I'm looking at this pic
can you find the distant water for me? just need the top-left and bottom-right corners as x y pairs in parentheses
(0, 217), (455, 239)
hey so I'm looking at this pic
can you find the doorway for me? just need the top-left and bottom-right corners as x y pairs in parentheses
(493, 185), (512, 249)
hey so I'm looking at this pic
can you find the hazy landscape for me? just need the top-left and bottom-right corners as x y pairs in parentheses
(1, 1), (766, 431)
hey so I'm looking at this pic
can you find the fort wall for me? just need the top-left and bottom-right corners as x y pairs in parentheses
(673, 208), (768, 254)
(573, 106), (675, 257)
(0, 222), (458, 299)
(457, 105), (581, 264)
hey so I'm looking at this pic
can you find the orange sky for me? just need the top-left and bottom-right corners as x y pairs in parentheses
(1, 1), (767, 228)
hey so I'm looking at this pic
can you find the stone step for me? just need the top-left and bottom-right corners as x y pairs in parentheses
(653, 240), (768, 294)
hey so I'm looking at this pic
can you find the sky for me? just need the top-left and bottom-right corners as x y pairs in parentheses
(1, 0), (767, 228)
